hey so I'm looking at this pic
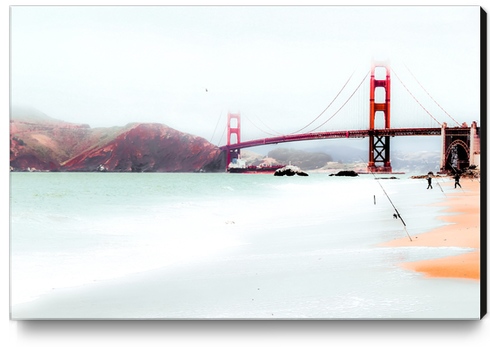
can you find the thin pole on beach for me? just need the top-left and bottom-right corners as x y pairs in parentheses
(424, 161), (446, 197)
(360, 157), (413, 242)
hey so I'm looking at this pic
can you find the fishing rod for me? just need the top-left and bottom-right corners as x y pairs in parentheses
(424, 161), (446, 197)
(360, 157), (413, 242)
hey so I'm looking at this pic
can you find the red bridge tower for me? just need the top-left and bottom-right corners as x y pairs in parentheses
(226, 112), (241, 165)
(368, 60), (392, 173)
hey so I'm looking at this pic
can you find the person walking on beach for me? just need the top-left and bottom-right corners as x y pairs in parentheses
(454, 173), (462, 189)
(426, 174), (433, 189)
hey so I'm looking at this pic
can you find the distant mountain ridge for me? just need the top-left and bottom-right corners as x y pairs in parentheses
(267, 148), (333, 170)
(10, 109), (226, 172)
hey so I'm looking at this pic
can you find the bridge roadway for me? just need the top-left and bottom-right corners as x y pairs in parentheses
(220, 127), (443, 151)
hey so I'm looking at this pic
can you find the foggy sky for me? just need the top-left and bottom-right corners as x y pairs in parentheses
(10, 5), (481, 148)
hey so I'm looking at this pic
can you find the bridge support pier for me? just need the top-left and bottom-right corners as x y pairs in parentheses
(368, 134), (392, 173)
(440, 121), (480, 173)
(469, 121), (481, 168)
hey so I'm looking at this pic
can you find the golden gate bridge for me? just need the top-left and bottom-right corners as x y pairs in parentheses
(217, 60), (481, 173)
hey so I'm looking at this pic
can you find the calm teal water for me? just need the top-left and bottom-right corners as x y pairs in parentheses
(10, 172), (479, 318)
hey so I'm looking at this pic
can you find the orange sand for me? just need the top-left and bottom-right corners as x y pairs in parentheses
(379, 180), (481, 280)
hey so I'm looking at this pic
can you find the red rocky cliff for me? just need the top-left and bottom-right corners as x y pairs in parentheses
(10, 113), (226, 172)
(62, 123), (226, 172)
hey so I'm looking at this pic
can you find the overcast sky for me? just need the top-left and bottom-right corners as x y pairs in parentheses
(10, 5), (481, 147)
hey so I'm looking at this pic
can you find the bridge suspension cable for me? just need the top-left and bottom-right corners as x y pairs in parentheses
(254, 114), (284, 136)
(403, 62), (462, 127)
(217, 122), (227, 147)
(289, 69), (358, 135)
(391, 67), (443, 127)
(209, 110), (223, 144)
(308, 69), (370, 132)
(243, 113), (280, 137)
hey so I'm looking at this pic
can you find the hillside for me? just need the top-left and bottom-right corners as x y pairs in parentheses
(10, 110), (226, 172)
(267, 148), (333, 170)
(62, 123), (226, 172)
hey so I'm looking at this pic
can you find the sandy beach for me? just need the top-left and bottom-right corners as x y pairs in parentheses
(379, 179), (481, 280)
(11, 173), (481, 319)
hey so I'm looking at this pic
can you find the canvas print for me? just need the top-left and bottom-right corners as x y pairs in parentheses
(10, 6), (483, 319)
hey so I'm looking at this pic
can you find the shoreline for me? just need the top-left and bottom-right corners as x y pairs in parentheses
(10, 174), (481, 319)
(379, 179), (480, 280)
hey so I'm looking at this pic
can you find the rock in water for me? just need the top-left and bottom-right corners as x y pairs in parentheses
(274, 165), (308, 176)
(333, 170), (358, 177)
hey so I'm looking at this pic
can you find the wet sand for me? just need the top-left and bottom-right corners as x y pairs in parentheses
(379, 179), (481, 280)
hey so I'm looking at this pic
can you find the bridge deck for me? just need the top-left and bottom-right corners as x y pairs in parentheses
(220, 128), (444, 151)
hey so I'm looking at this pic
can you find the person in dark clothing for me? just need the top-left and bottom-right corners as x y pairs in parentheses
(426, 174), (433, 189)
(454, 173), (462, 189)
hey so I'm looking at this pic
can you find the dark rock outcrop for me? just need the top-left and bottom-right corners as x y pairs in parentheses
(329, 170), (359, 177)
(274, 165), (308, 176)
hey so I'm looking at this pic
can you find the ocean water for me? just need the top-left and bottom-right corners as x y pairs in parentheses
(10, 172), (480, 319)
